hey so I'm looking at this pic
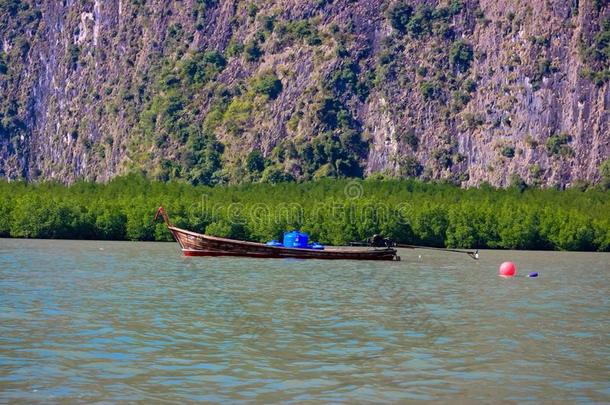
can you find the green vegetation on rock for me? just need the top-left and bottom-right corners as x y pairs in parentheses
(250, 71), (283, 99)
(599, 159), (610, 189)
(449, 41), (474, 72)
(580, 17), (610, 85)
(546, 133), (573, 157)
(387, 1), (413, 34)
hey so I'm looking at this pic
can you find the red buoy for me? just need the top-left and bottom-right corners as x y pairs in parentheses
(499, 261), (517, 277)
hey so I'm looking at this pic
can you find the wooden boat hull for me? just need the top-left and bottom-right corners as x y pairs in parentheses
(168, 226), (399, 261)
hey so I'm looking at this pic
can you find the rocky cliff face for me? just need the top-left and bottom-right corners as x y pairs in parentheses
(0, 0), (608, 187)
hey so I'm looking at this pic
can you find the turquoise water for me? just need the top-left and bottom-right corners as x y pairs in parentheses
(0, 239), (608, 403)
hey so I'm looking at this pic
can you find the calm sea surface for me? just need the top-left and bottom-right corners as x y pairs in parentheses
(0, 239), (608, 403)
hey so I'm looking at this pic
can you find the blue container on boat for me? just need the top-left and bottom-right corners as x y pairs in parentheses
(283, 231), (297, 248)
(283, 231), (309, 248)
(294, 232), (309, 248)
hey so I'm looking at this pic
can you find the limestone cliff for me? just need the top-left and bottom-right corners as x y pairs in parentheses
(0, 0), (608, 187)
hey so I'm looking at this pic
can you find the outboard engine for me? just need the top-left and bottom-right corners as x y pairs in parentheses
(368, 234), (394, 247)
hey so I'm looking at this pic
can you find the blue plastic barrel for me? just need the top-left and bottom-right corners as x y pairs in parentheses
(283, 231), (297, 248)
(294, 232), (309, 248)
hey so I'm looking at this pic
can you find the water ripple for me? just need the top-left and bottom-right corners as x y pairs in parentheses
(0, 239), (608, 403)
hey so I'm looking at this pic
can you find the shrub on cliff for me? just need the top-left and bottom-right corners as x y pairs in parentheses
(250, 71), (283, 99)
(545, 133), (572, 157)
(0, 53), (7, 74)
(407, 5), (434, 37)
(181, 51), (226, 85)
(275, 19), (321, 47)
(501, 146), (515, 158)
(449, 41), (474, 72)
(420, 81), (440, 100)
(246, 149), (266, 173)
(387, 1), (413, 33)
(0, 0), (24, 16)
(580, 18), (610, 84)
(244, 40), (262, 61)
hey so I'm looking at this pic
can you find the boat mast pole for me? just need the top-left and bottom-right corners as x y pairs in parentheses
(153, 206), (173, 227)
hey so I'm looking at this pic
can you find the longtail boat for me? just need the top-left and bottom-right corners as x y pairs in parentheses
(154, 207), (400, 261)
